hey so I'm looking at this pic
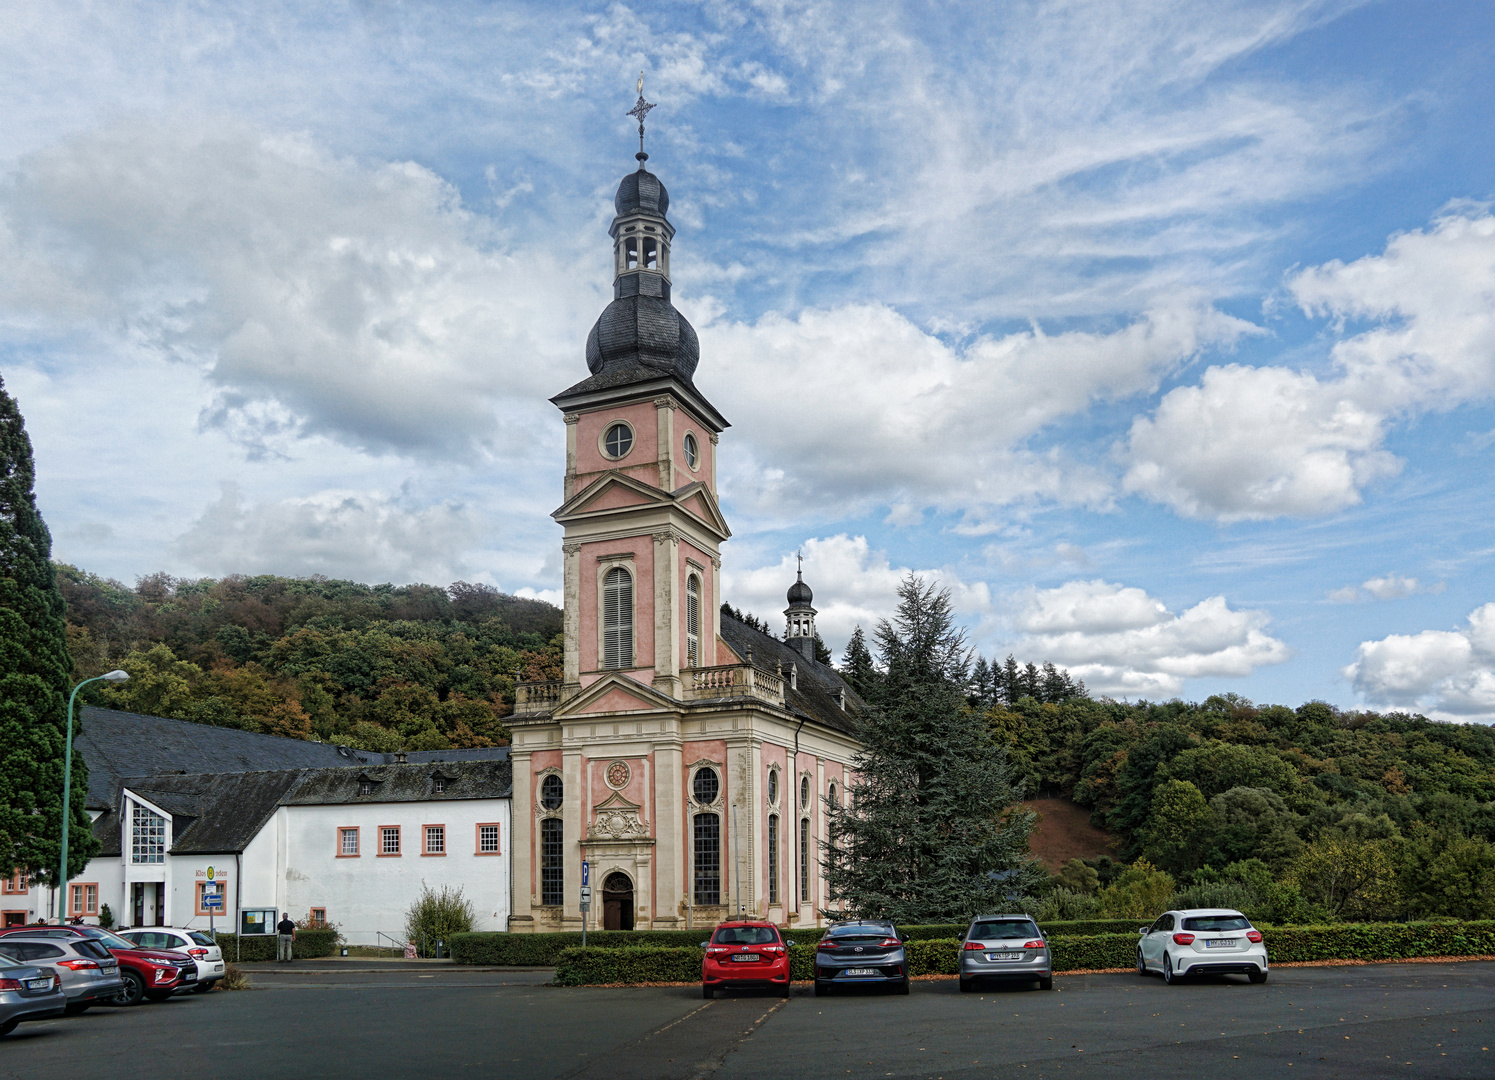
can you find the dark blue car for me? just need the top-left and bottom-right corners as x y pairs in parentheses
(813, 919), (908, 996)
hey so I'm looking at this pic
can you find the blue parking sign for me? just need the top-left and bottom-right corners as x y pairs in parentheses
(582, 860), (589, 887)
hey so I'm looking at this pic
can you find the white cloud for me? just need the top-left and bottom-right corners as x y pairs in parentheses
(1344, 603), (1495, 721)
(172, 484), (482, 584)
(1123, 207), (1495, 520)
(0, 118), (597, 458)
(1012, 579), (1290, 698)
(700, 297), (1254, 520)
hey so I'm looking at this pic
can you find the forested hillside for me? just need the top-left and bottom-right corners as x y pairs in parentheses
(59, 565), (562, 752)
(984, 693), (1495, 921)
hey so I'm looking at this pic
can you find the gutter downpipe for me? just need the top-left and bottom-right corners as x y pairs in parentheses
(791, 714), (807, 923)
(234, 852), (242, 963)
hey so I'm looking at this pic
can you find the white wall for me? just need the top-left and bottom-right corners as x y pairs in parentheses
(279, 800), (511, 946)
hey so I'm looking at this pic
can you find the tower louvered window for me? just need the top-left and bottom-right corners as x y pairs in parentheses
(602, 567), (633, 669)
(686, 574), (700, 668)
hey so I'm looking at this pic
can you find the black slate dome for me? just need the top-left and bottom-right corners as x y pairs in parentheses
(615, 161), (669, 218)
(585, 295), (699, 381)
(787, 576), (813, 606)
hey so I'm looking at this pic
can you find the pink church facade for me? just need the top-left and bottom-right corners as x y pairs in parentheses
(507, 146), (866, 934)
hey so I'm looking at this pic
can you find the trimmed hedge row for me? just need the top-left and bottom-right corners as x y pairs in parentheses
(549, 921), (1495, 985)
(451, 919), (1142, 966)
(213, 929), (340, 961)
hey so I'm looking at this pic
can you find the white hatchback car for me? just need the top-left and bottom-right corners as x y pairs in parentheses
(120, 929), (225, 993)
(1136, 908), (1268, 984)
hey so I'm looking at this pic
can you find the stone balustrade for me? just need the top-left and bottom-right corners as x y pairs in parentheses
(681, 662), (785, 705)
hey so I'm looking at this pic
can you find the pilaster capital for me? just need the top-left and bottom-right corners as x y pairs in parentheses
(652, 529), (679, 547)
(563, 413), (581, 425)
(562, 541), (583, 555)
(653, 396), (678, 410)
(710, 555), (722, 569)
(708, 432), (719, 445)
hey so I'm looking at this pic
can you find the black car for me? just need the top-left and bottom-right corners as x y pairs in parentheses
(813, 920), (909, 996)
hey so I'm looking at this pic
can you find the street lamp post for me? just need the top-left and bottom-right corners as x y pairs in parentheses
(58, 670), (128, 921)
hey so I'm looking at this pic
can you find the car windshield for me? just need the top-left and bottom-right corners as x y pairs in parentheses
(79, 928), (138, 950)
(187, 931), (215, 946)
(1181, 915), (1251, 932)
(0, 953), (20, 969)
(713, 926), (779, 945)
(969, 920), (1038, 940)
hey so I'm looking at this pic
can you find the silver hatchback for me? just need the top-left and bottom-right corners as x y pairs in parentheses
(958, 914), (1052, 992)
(0, 936), (124, 1014)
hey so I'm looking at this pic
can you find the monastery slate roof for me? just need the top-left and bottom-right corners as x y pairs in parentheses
(76, 707), (509, 810)
(718, 612), (868, 740)
(94, 759), (513, 857)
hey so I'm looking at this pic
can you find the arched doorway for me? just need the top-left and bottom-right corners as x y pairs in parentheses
(602, 872), (634, 931)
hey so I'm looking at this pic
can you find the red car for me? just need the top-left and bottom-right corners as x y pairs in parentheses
(700, 920), (793, 999)
(0, 926), (195, 1005)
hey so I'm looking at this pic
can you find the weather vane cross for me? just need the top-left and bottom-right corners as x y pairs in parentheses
(627, 72), (656, 158)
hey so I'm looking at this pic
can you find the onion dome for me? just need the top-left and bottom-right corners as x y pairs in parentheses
(585, 296), (699, 380)
(615, 158), (669, 217)
(787, 571), (813, 607)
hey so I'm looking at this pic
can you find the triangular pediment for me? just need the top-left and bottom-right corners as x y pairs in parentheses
(669, 481), (731, 538)
(554, 471), (673, 521)
(554, 672), (677, 718)
(594, 790), (640, 813)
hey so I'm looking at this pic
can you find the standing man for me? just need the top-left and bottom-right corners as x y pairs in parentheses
(276, 913), (296, 963)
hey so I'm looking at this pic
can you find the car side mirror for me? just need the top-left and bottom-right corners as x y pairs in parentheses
(899, 935), (907, 942)
(699, 941), (710, 948)
(1138, 928), (1149, 935)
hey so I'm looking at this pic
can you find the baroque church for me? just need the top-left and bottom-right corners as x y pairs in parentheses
(506, 129), (868, 933)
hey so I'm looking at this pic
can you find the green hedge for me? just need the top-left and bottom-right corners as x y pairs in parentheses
(452, 919), (1134, 967)
(548, 922), (1495, 985)
(213, 929), (340, 962)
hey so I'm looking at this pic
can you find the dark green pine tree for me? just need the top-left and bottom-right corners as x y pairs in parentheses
(838, 625), (877, 696)
(823, 576), (1041, 923)
(0, 376), (95, 892)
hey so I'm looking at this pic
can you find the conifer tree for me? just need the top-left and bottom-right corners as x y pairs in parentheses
(823, 576), (1040, 923)
(838, 625), (876, 695)
(0, 376), (95, 891)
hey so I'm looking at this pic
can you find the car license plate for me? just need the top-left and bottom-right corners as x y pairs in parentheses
(184, 970), (196, 980)
(213, 964), (223, 972)
(1205, 939), (1237, 948)
(25, 978), (50, 990)
(732, 953), (760, 962)
(844, 968), (877, 976)
(987, 952), (1023, 961)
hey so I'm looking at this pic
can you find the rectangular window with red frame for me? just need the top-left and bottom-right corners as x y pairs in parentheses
(2, 870), (25, 895)
(69, 883), (98, 916)
(423, 825), (445, 855)
(380, 826), (401, 855)
(338, 827), (360, 857)
(476, 823), (501, 854)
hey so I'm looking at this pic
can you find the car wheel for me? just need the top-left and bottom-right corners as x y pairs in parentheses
(113, 971), (145, 1007)
(1249, 970), (1268, 984)
(63, 1003), (91, 1015)
(814, 980), (829, 997)
(0, 1019), (17, 1037)
(1038, 976), (1054, 991)
(701, 984), (713, 999)
(1137, 949), (1148, 976)
(1162, 954), (1178, 985)
(958, 977), (974, 993)
(780, 981), (791, 998)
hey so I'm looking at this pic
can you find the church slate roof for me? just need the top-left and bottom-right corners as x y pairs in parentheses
(718, 612), (869, 740)
(94, 760), (513, 857)
(76, 706), (510, 811)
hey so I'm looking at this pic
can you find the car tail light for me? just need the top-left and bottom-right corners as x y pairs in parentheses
(1172, 933), (1196, 946)
(817, 941), (839, 951)
(188, 948), (209, 958)
(1023, 940), (1045, 949)
(57, 959), (100, 971)
(963, 941), (984, 950)
(877, 938), (901, 948)
(0, 978), (20, 990)
(1246, 930), (1263, 943)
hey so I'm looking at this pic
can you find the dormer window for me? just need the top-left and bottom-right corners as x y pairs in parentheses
(358, 780), (373, 796)
(433, 777), (446, 793)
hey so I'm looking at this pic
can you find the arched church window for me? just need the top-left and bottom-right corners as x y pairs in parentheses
(603, 422), (633, 459)
(686, 575), (701, 668)
(828, 782), (838, 809)
(800, 775), (811, 809)
(602, 568), (633, 669)
(683, 432), (698, 470)
(693, 766), (719, 805)
(540, 774), (563, 810)
(693, 812), (720, 906)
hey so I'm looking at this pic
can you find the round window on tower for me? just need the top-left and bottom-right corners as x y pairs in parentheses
(693, 767), (720, 806)
(683, 432), (699, 471)
(602, 422), (634, 460)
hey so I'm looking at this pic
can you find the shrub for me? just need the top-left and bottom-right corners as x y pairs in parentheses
(1167, 881), (1262, 917)
(1098, 861), (1174, 918)
(406, 883), (475, 956)
(1035, 888), (1103, 922)
(214, 929), (339, 961)
(218, 962), (249, 990)
(98, 904), (114, 930)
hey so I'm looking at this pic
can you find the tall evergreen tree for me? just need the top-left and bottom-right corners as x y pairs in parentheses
(999, 655), (1021, 706)
(823, 576), (1041, 923)
(969, 655), (995, 710)
(838, 625), (877, 696)
(0, 377), (95, 893)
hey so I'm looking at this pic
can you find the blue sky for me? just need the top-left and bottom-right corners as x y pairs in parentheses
(2, 1), (1494, 719)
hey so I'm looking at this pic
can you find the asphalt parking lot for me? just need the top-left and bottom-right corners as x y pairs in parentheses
(3, 961), (1490, 1080)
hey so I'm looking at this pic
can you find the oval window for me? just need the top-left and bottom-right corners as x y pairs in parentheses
(683, 432), (699, 470)
(767, 768), (779, 805)
(800, 776), (811, 809)
(693, 767), (720, 805)
(604, 423), (633, 459)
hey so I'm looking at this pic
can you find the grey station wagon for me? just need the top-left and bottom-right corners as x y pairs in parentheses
(959, 914), (1053, 992)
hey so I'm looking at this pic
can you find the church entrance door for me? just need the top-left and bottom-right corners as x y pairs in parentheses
(602, 872), (634, 931)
